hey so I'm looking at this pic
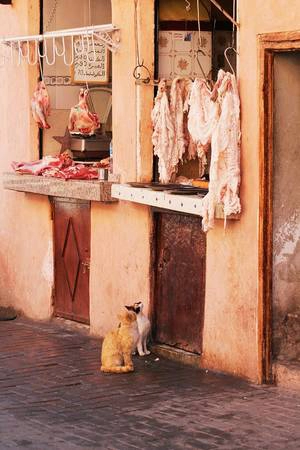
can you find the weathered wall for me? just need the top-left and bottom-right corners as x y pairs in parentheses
(201, 0), (300, 381)
(89, 0), (154, 336)
(0, 1), (53, 318)
(272, 52), (300, 362)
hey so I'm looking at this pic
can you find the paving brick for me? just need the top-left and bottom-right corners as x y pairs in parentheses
(0, 317), (299, 449)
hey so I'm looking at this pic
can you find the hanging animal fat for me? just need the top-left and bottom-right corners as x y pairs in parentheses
(170, 77), (193, 163)
(188, 78), (218, 176)
(68, 88), (100, 136)
(151, 79), (176, 183)
(201, 70), (241, 231)
(31, 81), (51, 129)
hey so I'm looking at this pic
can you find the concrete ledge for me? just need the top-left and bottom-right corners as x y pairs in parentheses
(151, 344), (202, 369)
(273, 361), (300, 390)
(2, 172), (117, 203)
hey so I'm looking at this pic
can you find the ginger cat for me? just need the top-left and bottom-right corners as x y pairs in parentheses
(100, 309), (139, 374)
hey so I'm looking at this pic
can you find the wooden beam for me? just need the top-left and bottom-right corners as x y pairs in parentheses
(209, 0), (239, 27)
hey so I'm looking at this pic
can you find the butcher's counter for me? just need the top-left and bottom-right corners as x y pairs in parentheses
(2, 174), (240, 220)
(2, 172), (117, 202)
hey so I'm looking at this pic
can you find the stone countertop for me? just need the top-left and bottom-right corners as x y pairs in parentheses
(2, 172), (117, 203)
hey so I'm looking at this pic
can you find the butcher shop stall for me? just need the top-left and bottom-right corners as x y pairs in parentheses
(2, 0), (298, 385)
(1, 0), (242, 373)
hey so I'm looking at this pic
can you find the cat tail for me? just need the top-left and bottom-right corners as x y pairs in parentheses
(100, 364), (134, 374)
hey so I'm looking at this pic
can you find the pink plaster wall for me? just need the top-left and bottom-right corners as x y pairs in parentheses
(1, 0), (299, 383)
(89, 0), (154, 337)
(0, 1), (53, 319)
(90, 202), (152, 336)
(201, 0), (300, 381)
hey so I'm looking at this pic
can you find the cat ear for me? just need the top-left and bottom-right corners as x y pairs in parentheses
(125, 305), (134, 311)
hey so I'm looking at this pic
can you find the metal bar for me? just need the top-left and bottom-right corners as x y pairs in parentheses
(0, 24), (118, 44)
(208, 0), (239, 27)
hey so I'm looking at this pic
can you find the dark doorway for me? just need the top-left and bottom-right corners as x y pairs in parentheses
(53, 198), (91, 324)
(272, 52), (300, 365)
(153, 212), (206, 354)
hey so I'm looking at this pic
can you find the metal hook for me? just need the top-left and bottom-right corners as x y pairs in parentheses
(74, 34), (85, 56)
(63, 35), (74, 66)
(196, 49), (208, 78)
(44, 37), (56, 65)
(55, 36), (65, 57)
(133, 60), (151, 84)
(87, 32), (96, 63)
(224, 46), (238, 75)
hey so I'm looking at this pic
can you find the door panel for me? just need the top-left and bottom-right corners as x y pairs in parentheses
(154, 213), (206, 354)
(53, 198), (90, 324)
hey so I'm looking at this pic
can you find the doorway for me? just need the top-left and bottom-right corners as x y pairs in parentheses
(53, 198), (91, 324)
(153, 212), (206, 354)
(259, 31), (300, 383)
(272, 52), (300, 365)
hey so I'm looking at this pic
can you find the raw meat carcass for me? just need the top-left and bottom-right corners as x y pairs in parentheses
(188, 78), (218, 176)
(31, 81), (51, 129)
(11, 152), (72, 175)
(151, 79), (176, 183)
(170, 77), (193, 164)
(201, 71), (241, 232)
(12, 151), (100, 180)
(68, 88), (100, 136)
(42, 164), (99, 180)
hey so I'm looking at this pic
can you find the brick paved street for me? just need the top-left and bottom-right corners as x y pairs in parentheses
(0, 318), (299, 450)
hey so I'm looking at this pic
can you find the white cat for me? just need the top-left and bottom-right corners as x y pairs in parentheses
(125, 301), (151, 356)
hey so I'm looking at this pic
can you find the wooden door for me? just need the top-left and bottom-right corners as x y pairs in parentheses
(154, 213), (206, 354)
(53, 198), (90, 324)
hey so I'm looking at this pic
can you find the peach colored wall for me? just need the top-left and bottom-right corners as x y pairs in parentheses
(89, 0), (154, 336)
(201, 0), (300, 382)
(1, 0), (299, 383)
(0, 1), (53, 319)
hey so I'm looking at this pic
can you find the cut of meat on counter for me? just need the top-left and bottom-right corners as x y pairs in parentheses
(31, 81), (51, 129)
(11, 152), (72, 176)
(68, 88), (100, 136)
(11, 152), (99, 180)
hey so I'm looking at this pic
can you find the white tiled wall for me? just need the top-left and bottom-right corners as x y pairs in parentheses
(158, 30), (212, 79)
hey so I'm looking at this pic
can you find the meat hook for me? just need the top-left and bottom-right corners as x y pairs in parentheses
(224, 46), (238, 75)
(133, 60), (151, 84)
(63, 35), (74, 66)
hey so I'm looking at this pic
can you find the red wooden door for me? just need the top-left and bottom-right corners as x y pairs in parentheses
(154, 213), (206, 354)
(53, 198), (90, 324)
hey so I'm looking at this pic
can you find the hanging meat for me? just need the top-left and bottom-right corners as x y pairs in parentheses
(188, 78), (219, 176)
(151, 79), (176, 184)
(68, 88), (100, 136)
(201, 70), (241, 232)
(31, 81), (51, 129)
(170, 77), (194, 163)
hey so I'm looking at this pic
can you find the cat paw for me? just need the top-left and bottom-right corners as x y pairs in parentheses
(138, 351), (145, 356)
(145, 350), (151, 355)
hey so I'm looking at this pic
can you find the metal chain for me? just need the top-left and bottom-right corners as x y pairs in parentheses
(44, 0), (59, 33)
